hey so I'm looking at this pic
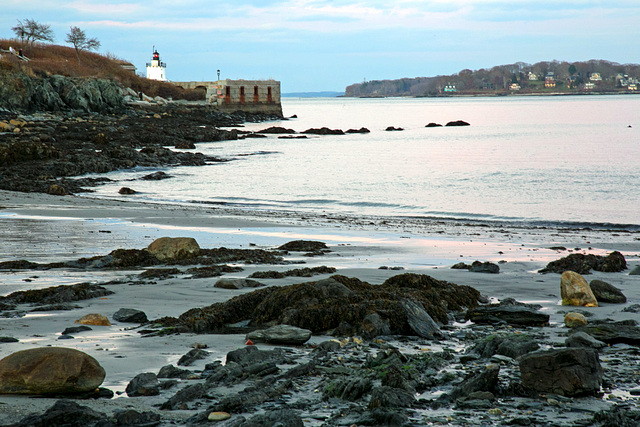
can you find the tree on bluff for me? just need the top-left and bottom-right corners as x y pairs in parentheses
(65, 26), (101, 63)
(11, 19), (55, 54)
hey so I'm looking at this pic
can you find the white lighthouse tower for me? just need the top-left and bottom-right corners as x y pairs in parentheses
(146, 48), (167, 81)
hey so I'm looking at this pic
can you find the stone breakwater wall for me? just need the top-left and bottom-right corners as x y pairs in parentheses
(0, 72), (124, 113)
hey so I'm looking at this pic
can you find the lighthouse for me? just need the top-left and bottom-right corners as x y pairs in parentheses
(146, 48), (167, 81)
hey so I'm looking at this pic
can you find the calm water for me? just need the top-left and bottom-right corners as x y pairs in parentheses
(87, 95), (640, 229)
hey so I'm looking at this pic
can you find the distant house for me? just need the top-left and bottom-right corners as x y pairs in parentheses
(443, 84), (457, 93)
(629, 84), (638, 91)
(528, 72), (538, 81)
(115, 60), (137, 75)
(589, 72), (602, 81)
(509, 83), (521, 91)
(481, 82), (494, 90)
(584, 82), (596, 90)
(544, 76), (556, 88)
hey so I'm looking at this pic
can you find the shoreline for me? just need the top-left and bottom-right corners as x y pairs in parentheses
(1, 190), (639, 425)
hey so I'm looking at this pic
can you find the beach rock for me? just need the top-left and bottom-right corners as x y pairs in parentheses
(246, 324), (312, 345)
(447, 364), (500, 401)
(147, 237), (200, 261)
(451, 262), (470, 270)
(561, 271), (598, 307)
(9, 399), (107, 427)
(324, 376), (373, 401)
(401, 299), (443, 340)
(47, 184), (69, 196)
(160, 383), (206, 410)
(75, 313), (111, 326)
(175, 141), (196, 148)
(0, 347), (105, 394)
(368, 385), (415, 408)
(0, 337), (19, 343)
(589, 279), (626, 303)
(178, 348), (209, 366)
(565, 331), (607, 349)
(425, 122), (443, 127)
(469, 261), (500, 274)
(445, 120), (470, 126)
(540, 251), (627, 274)
(564, 312), (588, 328)
(61, 325), (92, 335)
(241, 409), (303, 427)
(277, 240), (328, 252)
(113, 308), (148, 323)
(208, 412), (231, 421)
(571, 320), (640, 346)
(360, 313), (392, 338)
(466, 300), (550, 326)
(518, 348), (603, 396)
(125, 372), (160, 396)
(158, 364), (192, 379)
(214, 278), (264, 289)
(112, 409), (161, 426)
(385, 126), (404, 131)
(118, 186), (136, 194)
(629, 265), (640, 275)
(470, 334), (540, 359)
(249, 266), (337, 279)
(593, 404), (640, 426)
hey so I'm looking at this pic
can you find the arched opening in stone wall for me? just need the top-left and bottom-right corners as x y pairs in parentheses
(225, 86), (231, 104)
(240, 86), (245, 104)
(253, 86), (259, 103)
(267, 86), (273, 103)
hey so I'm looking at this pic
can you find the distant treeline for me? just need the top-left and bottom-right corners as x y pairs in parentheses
(345, 60), (640, 97)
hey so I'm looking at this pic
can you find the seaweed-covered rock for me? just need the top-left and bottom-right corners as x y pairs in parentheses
(277, 240), (328, 252)
(1, 282), (113, 305)
(163, 274), (480, 336)
(8, 400), (107, 427)
(246, 324), (312, 345)
(589, 279), (627, 304)
(466, 299), (549, 326)
(540, 251), (627, 274)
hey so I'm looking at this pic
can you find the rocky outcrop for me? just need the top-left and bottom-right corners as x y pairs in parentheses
(466, 298), (550, 326)
(0, 347), (105, 395)
(518, 348), (603, 397)
(0, 72), (124, 113)
(561, 271), (598, 307)
(246, 324), (312, 345)
(540, 251), (627, 274)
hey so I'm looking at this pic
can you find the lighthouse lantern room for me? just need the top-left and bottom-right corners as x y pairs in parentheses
(146, 47), (167, 81)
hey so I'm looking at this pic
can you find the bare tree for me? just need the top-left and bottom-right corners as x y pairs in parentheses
(12, 19), (55, 54)
(65, 26), (101, 63)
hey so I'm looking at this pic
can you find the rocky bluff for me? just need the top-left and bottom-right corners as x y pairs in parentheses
(0, 72), (124, 113)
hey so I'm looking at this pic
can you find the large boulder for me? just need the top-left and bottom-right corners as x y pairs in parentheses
(75, 313), (111, 326)
(561, 271), (598, 307)
(466, 299), (549, 327)
(113, 308), (148, 323)
(147, 237), (200, 261)
(589, 279), (626, 304)
(0, 347), (105, 394)
(246, 324), (312, 345)
(518, 348), (602, 396)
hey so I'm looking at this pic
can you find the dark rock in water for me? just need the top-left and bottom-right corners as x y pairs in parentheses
(445, 120), (470, 126)
(0, 336), (19, 343)
(518, 347), (602, 396)
(368, 385), (415, 408)
(248, 266), (336, 279)
(159, 274), (480, 336)
(175, 140), (196, 148)
(178, 348), (209, 366)
(140, 171), (171, 180)
(345, 127), (370, 133)
(425, 122), (443, 127)
(446, 364), (500, 401)
(113, 308), (148, 323)
(246, 324), (312, 345)
(61, 325), (92, 335)
(160, 383), (206, 410)
(451, 262), (470, 270)
(278, 135), (308, 139)
(385, 126), (404, 131)
(466, 299), (549, 326)
(0, 260), (40, 270)
(470, 334), (540, 359)
(9, 399), (107, 427)
(242, 133), (267, 139)
(623, 304), (640, 313)
(469, 261), (500, 274)
(214, 278), (264, 289)
(301, 127), (344, 135)
(539, 251), (627, 274)
(570, 320), (640, 346)
(187, 265), (243, 278)
(401, 299), (443, 340)
(277, 240), (328, 252)
(139, 267), (180, 279)
(118, 186), (136, 194)
(565, 331), (607, 349)
(125, 372), (160, 397)
(589, 279), (626, 303)
(256, 126), (296, 134)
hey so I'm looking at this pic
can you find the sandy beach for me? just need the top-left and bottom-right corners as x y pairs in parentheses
(1, 189), (639, 425)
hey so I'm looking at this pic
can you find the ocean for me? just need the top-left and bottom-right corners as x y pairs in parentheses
(86, 95), (640, 230)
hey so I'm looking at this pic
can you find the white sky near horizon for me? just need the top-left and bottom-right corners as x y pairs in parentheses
(1, 0), (639, 92)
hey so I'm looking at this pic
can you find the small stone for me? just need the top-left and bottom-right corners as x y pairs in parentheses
(208, 412), (231, 421)
(564, 312), (588, 328)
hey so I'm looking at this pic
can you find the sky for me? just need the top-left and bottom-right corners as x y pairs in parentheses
(1, 1), (639, 93)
